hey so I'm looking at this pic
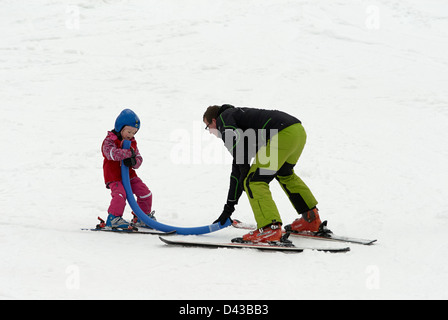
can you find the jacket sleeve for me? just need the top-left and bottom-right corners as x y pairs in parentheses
(219, 109), (256, 167)
(219, 109), (250, 206)
(102, 132), (143, 168)
(132, 144), (143, 170)
(219, 110), (239, 156)
(226, 160), (250, 206)
(102, 137), (133, 162)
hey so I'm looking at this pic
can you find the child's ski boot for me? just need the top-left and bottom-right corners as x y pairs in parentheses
(131, 210), (157, 228)
(105, 213), (135, 230)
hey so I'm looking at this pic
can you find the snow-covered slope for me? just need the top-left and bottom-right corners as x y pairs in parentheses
(1, 0), (447, 299)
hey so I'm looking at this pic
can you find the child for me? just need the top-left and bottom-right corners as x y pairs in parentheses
(101, 108), (154, 229)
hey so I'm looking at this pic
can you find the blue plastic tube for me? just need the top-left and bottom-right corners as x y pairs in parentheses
(120, 139), (231, 235)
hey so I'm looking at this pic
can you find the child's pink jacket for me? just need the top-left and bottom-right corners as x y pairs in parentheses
(101, 131), (143, 186)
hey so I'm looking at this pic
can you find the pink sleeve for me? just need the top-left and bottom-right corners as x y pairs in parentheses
(102, 134), (133, 162)
(132, 146), (143, 169)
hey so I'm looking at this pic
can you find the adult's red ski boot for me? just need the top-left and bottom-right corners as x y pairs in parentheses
(285, 207), (321, 233)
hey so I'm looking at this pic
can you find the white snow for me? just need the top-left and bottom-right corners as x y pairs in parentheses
(1, 0), (448, 300)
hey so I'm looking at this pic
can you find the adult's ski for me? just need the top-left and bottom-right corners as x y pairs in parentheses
(159, 236), (350, 253)
(232, 219), (376, 245)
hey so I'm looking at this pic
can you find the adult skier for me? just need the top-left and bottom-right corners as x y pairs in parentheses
(203, 104), (323, 243)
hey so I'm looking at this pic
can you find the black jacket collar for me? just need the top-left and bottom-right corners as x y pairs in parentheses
(217, 104), (235, 116)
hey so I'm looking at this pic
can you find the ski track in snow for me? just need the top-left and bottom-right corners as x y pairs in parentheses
(1, 0), (447, 299)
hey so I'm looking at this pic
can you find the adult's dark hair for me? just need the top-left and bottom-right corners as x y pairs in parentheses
(203, 105), (220, 123)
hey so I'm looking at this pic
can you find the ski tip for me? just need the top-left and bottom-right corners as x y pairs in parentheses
(159, 236), (170, 244)
(315, 246), (351, 253)
(158, 230), (177, 236)
(231, 219), (241, 227)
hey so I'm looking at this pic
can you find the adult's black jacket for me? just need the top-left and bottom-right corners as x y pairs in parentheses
(215, 105), (301, 206)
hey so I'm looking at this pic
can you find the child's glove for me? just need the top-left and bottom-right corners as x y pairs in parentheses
(123, 149), (137, 167)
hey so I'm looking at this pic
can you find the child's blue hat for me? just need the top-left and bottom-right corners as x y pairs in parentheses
(115, 109), (140, 132)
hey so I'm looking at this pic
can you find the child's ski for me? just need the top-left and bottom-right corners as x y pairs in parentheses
(232, 219), (376, 245)
(81, 216), (176, 235)
(83, 227), (176, 235)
